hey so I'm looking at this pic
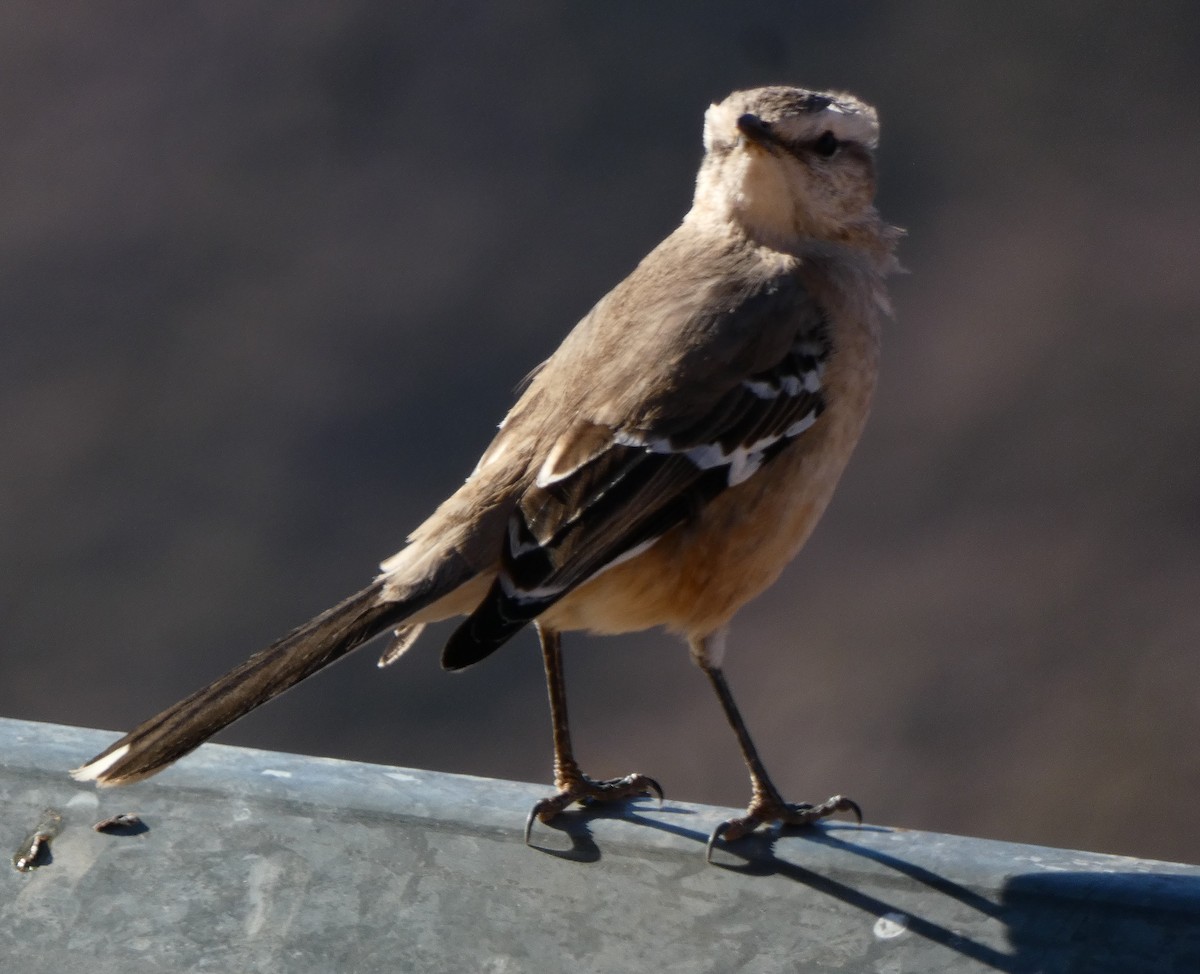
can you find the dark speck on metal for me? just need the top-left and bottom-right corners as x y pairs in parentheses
(92, 813), (147, 836)
(1, 716), (1197, 973)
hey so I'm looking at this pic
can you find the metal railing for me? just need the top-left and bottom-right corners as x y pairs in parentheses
(2, 716), (1196, 973)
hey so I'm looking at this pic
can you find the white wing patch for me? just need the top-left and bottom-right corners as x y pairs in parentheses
(614, 409), (818, 488)
(499, 573), (573, 605)
(612, 343), (825, 488)
(743, 369), (818, 399)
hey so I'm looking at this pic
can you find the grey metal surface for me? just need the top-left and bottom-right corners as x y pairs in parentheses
(1, 716), (1196, 973)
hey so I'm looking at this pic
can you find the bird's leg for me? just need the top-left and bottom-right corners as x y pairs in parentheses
(691, 633), (861, 861)
(524, 624), (662, 843)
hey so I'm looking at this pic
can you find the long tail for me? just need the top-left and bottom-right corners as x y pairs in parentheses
(72, 579), (417, 786)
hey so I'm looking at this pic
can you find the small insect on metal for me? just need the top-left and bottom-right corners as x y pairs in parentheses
(12, 809), (63, 872)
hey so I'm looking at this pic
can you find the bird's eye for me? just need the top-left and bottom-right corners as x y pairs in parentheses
(812, 131), (840, 158)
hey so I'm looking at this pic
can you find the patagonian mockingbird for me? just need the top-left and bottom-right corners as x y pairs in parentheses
(74, 85), (901, 860)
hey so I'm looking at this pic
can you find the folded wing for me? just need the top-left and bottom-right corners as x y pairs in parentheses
(441, 293), (830, 668)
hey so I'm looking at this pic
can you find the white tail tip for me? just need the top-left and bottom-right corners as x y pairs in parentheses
(70, 744), (130, 784)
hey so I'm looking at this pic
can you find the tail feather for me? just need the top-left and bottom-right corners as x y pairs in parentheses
(72, 580), (414, 786)
(377, 623), (426, 668)
(440, 579), (537, 670)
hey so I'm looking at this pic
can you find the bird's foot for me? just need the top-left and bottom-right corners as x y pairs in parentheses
(705, 793), (861, 862)
(524, 772), (663, 843)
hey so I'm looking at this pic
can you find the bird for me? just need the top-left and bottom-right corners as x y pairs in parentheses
(73, 85), (901, 859)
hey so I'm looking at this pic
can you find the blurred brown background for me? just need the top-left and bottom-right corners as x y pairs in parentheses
(2, 3), (1198, 863)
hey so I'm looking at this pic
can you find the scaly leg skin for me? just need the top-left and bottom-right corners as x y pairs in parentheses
(693, 635), (861, 863)
(525, 625), (662, 844)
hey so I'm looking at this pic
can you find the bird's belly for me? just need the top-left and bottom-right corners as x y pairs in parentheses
(542, 425), (853, 640)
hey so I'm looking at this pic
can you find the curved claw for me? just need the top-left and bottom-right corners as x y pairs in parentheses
(705, 813), (760, 862)
(640, 775), (665, 806)
(836, 795), (863, 825)
(523, 796), (562, 845)
(523, 803), (540, 846)
(705, 819), (734, 864)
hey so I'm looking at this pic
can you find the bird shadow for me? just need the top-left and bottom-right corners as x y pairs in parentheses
(703, 825), (1017, 969)
(526, 800), (1200, 973)
(523, 795), (699, 862)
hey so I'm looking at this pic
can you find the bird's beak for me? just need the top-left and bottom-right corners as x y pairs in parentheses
(736, 113), (777, 149)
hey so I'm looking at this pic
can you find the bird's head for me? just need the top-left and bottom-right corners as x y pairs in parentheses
(691, 86), (882, 250)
